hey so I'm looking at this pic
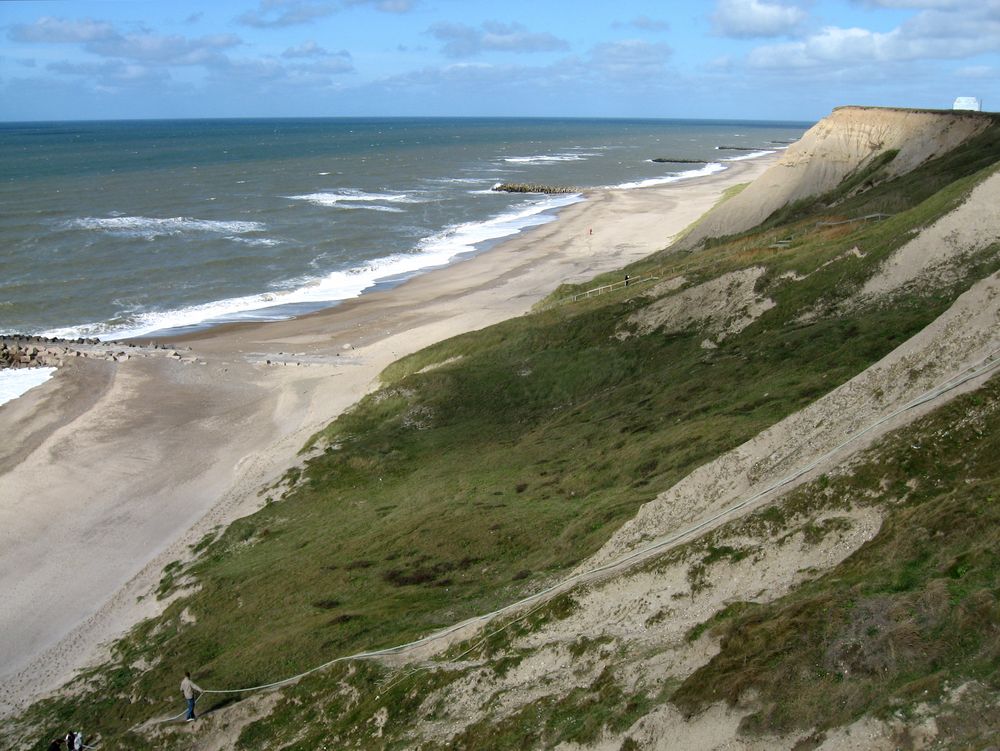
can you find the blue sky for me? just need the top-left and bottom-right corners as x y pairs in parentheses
(0, 0), (996, 121)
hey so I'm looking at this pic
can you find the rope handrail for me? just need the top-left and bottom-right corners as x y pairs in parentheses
(816, 212), (892, 227)
(567, 274), (658, 301)
(77, 344), (998, 748)
(168, 346), (998, 704)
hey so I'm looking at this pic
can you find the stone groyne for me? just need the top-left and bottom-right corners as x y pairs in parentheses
(0, 334), (192, 370)
(492, 183), (580, 195)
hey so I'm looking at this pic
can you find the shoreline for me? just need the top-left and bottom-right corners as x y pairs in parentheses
(1, 152), (777, 350)
(0, 152), (778, 717)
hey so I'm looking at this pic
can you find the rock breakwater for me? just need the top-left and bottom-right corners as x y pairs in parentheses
(0, 334), (194, 370)
(492, 183), (580, 195)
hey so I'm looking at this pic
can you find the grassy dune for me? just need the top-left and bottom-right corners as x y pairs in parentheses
(10, 120), (1000, 749)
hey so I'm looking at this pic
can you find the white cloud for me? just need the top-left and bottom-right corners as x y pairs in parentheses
(9, 17), (118, 44)
(344, 0), (416, 12)
(46, 58), (171, 92)
(237, 0), (337, 28)
(8, 16), (242, 67)
(428, 21), (569, 58)
(282, 40), (333, 58)
(749, 1), (1000, 68)
(855, 1), (969, 8)
(87, 33), (241, 65)
(5, 10), (359, 100)
(236, 0), (414, 27)
(712, 0), (808, 38)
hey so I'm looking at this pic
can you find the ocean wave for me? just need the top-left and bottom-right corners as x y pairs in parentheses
(334, 204), (407, 213)
(416, 193), (582, 259)
(422, 176), (488, 185)
(610, 162), (727, 190)
(43, 193), (583, 341)
(68, 216), (266, 239)
(721, 149), (777, 162)
(0, 367), (56, 408)
(287, 190), (424, 207)
(227, 237), (283, 246)
(504, 153), (598, 164)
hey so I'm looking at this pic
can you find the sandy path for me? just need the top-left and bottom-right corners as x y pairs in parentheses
(0, 155), (775, 717)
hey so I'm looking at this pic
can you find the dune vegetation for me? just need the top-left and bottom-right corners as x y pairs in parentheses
(7, 110), (1000, 749)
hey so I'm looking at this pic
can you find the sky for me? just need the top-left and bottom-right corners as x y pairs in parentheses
(0, 0), (997, 122)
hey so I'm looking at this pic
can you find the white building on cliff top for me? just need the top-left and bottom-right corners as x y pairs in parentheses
(953, 96), (982, 111)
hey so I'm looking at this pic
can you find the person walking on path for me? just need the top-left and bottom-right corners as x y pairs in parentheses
(181, 671), (203, 721)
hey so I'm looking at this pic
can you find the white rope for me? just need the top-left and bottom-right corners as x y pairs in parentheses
(106, 343), (997, 739)
(191, 346), (999, 697)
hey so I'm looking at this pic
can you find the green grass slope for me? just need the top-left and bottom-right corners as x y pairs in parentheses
(8, 117), (1000, 750)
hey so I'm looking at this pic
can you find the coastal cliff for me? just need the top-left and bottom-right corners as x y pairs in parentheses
(681, 106), (998, 248)
(5, 107), (1000, 750)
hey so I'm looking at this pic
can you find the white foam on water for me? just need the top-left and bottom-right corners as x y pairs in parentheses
(609, 161), (727, 190)
(423, 176), (488, 185)
(722, 149), (777, 162)
(227, 237), (283, 246)
(503, 153), (598, 164)
(287, 190), (424, 207)
(43, 193), (584, 341)
(335, 204), (406, 213)
(68, 216), (266, 239)
(0, 367), (56, 408)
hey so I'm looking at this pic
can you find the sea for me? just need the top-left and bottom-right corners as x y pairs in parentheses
(0, 117), (809, 403)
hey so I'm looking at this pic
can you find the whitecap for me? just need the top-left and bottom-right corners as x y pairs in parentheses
(422, 176), (488, 185)
(44, 194), (583, 341)
(68, 216), (266, 239)
(287, 190), (424, 207)
(0, 367), (56, 408)
(610, 162), (727, 190)
(226, 237), (283, 246)
(721, 150), (777, 162)
(336, 204), (406, 213)
(503, 153), (598, 164)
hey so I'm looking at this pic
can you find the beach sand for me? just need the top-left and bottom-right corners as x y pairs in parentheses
(0, 154), (777, 717)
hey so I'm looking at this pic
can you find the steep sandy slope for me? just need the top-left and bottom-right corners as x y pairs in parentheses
(680, 106), (992, 248)
(398, 175), (1000, 751)
(855, 166), (1000, 301)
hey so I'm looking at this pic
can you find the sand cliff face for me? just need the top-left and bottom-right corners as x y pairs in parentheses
(681, 106), (993, 248)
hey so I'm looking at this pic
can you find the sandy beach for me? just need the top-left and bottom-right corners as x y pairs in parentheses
(0, 154), (777, 717)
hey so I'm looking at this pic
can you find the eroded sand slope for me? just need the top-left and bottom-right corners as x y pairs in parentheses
(681, 106), (992, 248)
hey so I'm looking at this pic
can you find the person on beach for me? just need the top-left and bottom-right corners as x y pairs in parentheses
(181, 671), (203, 721)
